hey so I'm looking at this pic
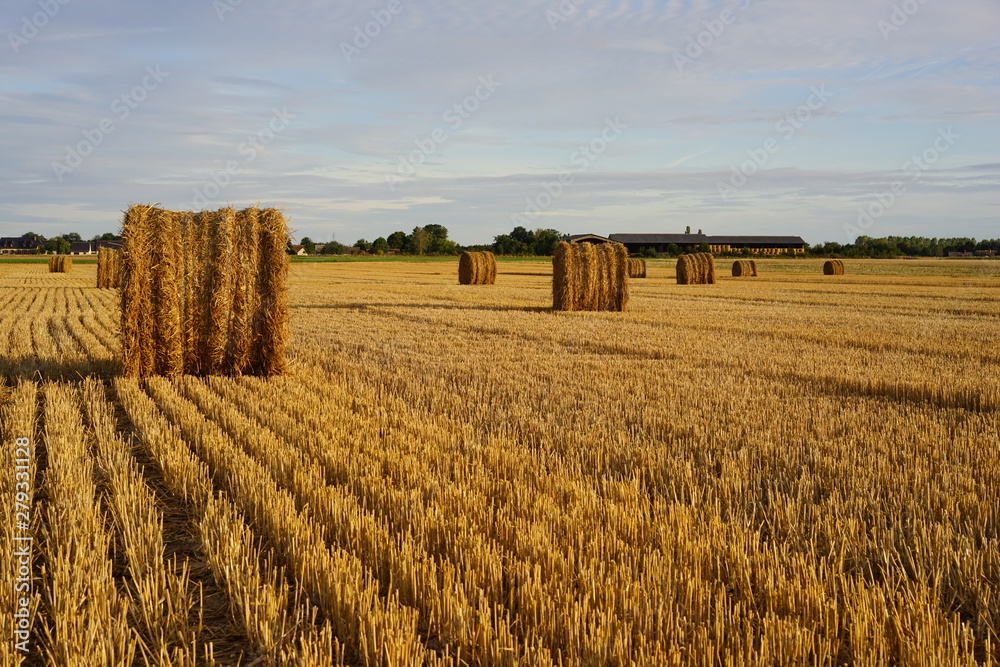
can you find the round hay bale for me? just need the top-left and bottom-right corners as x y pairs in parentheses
(676, 254), (692, 284)
(552, 241), (576, 310)
(458, 251), (475, 285)
(823, 260), (844, 275)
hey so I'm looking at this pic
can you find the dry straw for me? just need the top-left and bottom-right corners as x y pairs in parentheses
(458, 251), (497, 285)
(552, 241), (629, 311)
(732, 260), (758, 277)
(823, 260), (845, 275)
(628, 258), (647, 278)
(48, 255), (72, 273)
(676, 253), (716, 285)
(96, 248), (123, 288)
(121, 204), (289, 378)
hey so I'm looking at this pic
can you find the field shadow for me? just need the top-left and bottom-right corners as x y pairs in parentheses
(290, 302), (550, 313)
(1, 356), (121, 383)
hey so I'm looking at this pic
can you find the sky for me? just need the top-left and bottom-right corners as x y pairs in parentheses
(1, 0), (998, 246)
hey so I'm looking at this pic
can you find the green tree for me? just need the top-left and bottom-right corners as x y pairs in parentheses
(355, 239), (370, 252)
(532, 229), (562, 255)
(697, 241), (711, 253)
(64, 232), (82, 243)
(493, 234), (529, 255)
(371, 237), (388, 254)
(685, 226), (691, 234)
(387, 231), (408, 250)
(411, 227), (429, 255)
(422, 224), (449, 252)
(321, 241), (345, 255)
(40, 237), (71, 254)
(300, 237), (316, 255)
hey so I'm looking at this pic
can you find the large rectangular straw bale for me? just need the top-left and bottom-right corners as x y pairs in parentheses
(97, 247), (123, 288)
(551, 241), (629, 311)
(121, 204), (289, 377)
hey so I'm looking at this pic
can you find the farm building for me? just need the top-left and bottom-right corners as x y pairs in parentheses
(604, 233), (807, 255)
(71, 240), (124, 255)
(564, 233), (613, 244)
(0, 237), (41, 254)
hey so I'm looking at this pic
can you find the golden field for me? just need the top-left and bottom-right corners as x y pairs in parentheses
(1, 257), (998, 666)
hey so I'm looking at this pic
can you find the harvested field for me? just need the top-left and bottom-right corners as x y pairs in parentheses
(1, 256), (999, 666)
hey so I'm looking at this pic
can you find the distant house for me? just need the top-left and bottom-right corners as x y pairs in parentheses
(0, 237), (41, 254)
(606, 233), (806, 255)
(289, 245), (307, 256)
(71, 240), (123, 255)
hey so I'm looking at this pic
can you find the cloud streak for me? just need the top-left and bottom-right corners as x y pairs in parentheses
(0, 0), (997, 245)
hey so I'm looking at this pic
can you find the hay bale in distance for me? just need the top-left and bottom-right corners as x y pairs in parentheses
(628, 258), (647, 278)
(732, 260), (758, 278)
(823, 260), (845, 276)
(551, 241), (629, 312)
(676, 253), (716, 285)
(121, 204), (290, 378)
(48, 255), (72, 273)
(458, 251), (497, 285)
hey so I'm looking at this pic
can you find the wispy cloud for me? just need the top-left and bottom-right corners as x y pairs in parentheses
(0, 0), (998, 244)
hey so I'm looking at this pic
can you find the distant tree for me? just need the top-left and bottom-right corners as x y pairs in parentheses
(664, 243), (681, 256)
(64, 232), (82, 243)
(532, 229), (562, 255)
(91, 232), (121, 241)
(639, 247), (658, 258)
(40, 237), (71, 254)
(697, 228), (703, 235)
(411, 227), (429, 255)
(300, 236), (316, 255)
(321, 241), (345, 255)
(421, 224), (450, 253)
(386, 231), (408, 250)
(685, 226), (691, 234)
(355, 239), (370, 252)
(510, 226), (535, 246)
(371, 237), (388, 254)
(697, 241), (711, 253)
(22, 231), (45, 242)
(493, 234), (529, 256)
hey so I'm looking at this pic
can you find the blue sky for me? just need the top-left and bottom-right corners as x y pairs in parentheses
(1, 0), (997, 246)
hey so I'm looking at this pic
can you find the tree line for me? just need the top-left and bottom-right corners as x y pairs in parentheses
(9, 229), (999, 258)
